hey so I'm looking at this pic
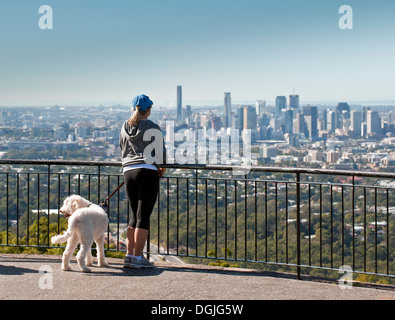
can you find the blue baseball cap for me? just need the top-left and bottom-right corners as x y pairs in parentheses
(132, 94), (153, 111)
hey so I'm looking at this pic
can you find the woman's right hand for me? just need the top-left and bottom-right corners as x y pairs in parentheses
(158, 167), (166, 178)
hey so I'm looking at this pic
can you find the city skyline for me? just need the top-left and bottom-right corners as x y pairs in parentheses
(1, 0), (395, 106)
(1, 100), (394, 171)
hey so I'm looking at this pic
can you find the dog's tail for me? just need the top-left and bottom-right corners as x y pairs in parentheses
(51, 218), (77, 244)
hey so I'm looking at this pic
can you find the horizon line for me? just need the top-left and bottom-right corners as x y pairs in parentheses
(2, 99), (395, 109)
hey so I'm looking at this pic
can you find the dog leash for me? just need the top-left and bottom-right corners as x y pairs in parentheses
(99, 181), (125, 210)
(98, 168), (165, 211)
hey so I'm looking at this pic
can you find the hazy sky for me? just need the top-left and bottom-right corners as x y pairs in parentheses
(0, 0), (394, 107)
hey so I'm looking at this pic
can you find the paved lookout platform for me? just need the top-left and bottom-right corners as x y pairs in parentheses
(0, 254), (394, 300)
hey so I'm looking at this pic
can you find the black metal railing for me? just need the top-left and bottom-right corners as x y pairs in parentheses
(0, 159), (394, 280)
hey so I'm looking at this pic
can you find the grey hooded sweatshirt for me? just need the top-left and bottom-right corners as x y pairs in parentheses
(119, 119), (166, 168)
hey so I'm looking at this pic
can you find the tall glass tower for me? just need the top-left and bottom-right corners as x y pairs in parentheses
(289, 94), (299, 110)
(275, 96), (286, 118)
(224, 92), (232, 128)
(177, 85), (182, 122)
(302, 105), (318, 139)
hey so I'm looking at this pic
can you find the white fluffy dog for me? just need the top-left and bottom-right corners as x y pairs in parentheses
(51, 195), (109, 273)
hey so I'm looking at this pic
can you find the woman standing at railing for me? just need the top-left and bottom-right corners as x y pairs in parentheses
(119, 94), (166, 268)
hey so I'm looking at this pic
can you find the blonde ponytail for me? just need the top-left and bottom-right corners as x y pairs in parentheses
(128, 105), (151, 126)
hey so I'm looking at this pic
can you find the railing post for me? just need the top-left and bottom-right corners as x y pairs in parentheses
(47, 164), (51, 246)
(97, 165), (101, 203)
(296, 172), (301, 280)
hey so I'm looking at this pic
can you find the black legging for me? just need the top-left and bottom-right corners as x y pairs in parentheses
(124, 168), (159, 230)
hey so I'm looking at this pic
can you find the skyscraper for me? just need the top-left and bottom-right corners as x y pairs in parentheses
(243, 105), (257, 130)
(322, 109), (328, 131)
(389, 110), (395, 125)
(303, 105), (318, 139)
(275, 96), (286, 118)
(367, 110), (381, 135)
(293, 113), (306, 135)
(186, 105), (192, 118)
(211, 116), (221, 131)
(284, 108), (294, 134)
(236, 105), (244, 130)
(256, 100), (266, 117)
(177, 85), (182, 122)
(335, 102), (350, 129)
(224, 92), (232, 128)
(289, 94), (299, 110)
(327, 110), (336, 133)
(350, 110), (362, 136)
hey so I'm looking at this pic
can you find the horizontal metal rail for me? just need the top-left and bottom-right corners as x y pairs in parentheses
(1, 159), (395, 178)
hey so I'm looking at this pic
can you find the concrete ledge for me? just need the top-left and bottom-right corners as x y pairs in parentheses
(0, 253), (394, 300)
